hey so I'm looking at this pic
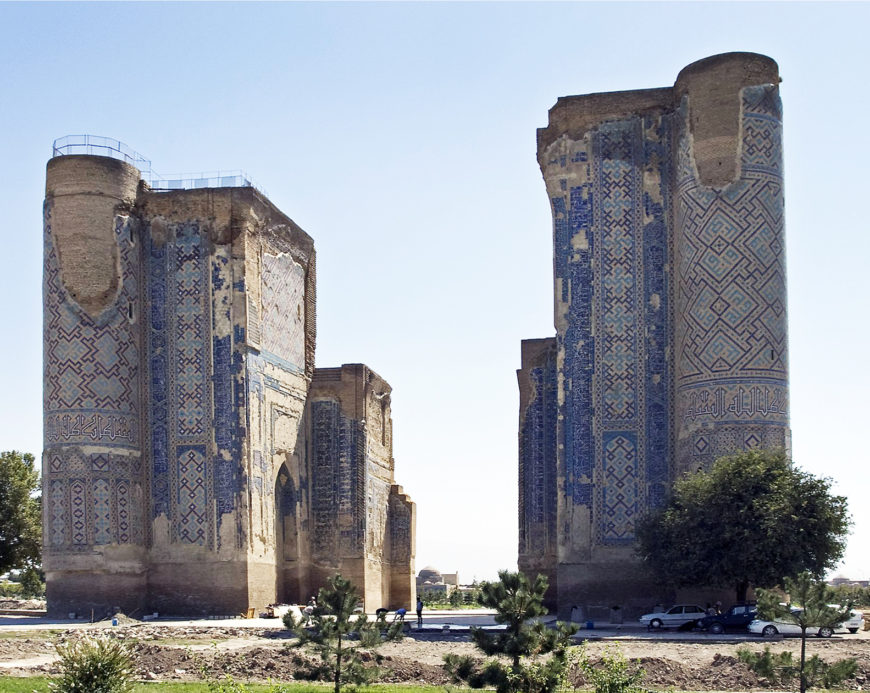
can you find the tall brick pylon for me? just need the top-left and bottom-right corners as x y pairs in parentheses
(519, 53), (790, 617)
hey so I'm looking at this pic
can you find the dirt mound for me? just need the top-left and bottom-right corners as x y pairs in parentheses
(635, 653), (762, 690)
(0, 598), (46, 611)
(124, 643), (453, 685)
(372, 655), (453, 685)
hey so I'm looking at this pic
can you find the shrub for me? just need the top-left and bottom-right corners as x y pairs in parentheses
(51, 635), (134, 693)
(737, 645), (857, 690)
(737, 646), (794, 686)
(0, 580), (22, 598)
(576, 645), (645, 693)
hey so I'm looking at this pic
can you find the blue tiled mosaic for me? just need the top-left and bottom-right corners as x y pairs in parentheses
(531, 79), (790, 557)
(310, 400), (365, 557)
(43, 212), (140, 450)
(518, 346), (558, 556)
(43, 207), (144, 553)
(674, 85), (789, 469)
(548, 113), (672, 544)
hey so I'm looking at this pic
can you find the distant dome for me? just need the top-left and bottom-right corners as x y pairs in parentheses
(418, 566), (442, 582)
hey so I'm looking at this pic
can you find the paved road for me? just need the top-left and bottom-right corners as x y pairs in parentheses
(1, 609), (867, 642)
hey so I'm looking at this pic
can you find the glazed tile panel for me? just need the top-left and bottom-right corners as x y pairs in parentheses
(43, 210), (140, 450)
(546, 112), (672, 546)
(310, 400), (365, 558)
(674, 85), (789, 472)
(144, 223), (230, 547)
(518, 350), (557, 557)
(260, 253), (306, 372)
(43, 209), (144, 551)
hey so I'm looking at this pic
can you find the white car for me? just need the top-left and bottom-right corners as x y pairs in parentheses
(749, 617), (835, 638)
(639, 604), (706, 629)
(836, 608), (863, 634)
(749, 607), (863, 638)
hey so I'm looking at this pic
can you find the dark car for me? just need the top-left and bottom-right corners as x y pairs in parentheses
(697, 603), (758, 634)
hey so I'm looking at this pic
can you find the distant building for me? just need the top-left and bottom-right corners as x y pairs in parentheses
(829, 578), (869, 587)
(417, 566), (458, 594)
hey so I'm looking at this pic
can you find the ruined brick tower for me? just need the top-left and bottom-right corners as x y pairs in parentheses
(518, 53), (790, 616)
(43, 142), (415, 616)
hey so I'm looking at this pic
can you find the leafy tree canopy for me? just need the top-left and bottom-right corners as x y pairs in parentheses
(0, 451), (41, 575)
(635, 449), (850, 602)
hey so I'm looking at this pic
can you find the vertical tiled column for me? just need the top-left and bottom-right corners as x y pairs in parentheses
(673, 55), (790, 474)
(43, 155), (146, 617)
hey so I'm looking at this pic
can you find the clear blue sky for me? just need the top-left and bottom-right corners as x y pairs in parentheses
(1, 1), (868, 583)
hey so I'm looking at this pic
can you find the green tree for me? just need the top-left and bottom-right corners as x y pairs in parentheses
(283, 574), (403, 693)
(0, 451), (41, 575)
(829, 583), (870, 608)
(19, 565), (44, 598)
(756, 572), (856, 693)
(635, 449), (850, 602)
(444, 570), (577, 693)
(449, 588), (464, 607)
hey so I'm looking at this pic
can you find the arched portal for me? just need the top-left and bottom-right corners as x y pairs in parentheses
(275, 464), (299, 603)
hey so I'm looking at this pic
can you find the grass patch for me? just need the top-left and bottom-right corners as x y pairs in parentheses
(0, 629), (61, 640)
(0, 678), (441, 693)
(0, 677), (53, 692)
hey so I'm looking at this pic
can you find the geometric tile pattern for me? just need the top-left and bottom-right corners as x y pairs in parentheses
(117, 479), (131, 544)
(93, 478), (112, 545)
(310, 400), (364, 557)
(597, 123), (640, 422)
(144, 222), (218, 547)
(168, 225), (213, 547)
(546, 112), (672, 544)
(48, 479), (66, 547)
(600, 432), (639, 543)
(518, 348), (558, 557)
(310, 400), (340, 556)
(146, 231), (169, 518)
(212, 329), (239, 518)
(70, 479), (87, 546)
(534, 82), (789, 555)
(45, 451), (142, 550)
(260, 253), (306, 372)
(176, 445), (208, 545)
(43, 210), (139, 449)
(43, 206), (144, 553)
(173, 224), (208, 438)
(674, 85), (789, 471)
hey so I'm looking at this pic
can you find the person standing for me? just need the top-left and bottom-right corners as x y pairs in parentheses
(416, 597), (424, 627)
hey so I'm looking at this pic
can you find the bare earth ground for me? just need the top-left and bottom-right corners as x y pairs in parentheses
(1, 615), (869, 689)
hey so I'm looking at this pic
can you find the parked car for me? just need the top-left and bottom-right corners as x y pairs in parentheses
(833, 606), (863, 634)
(639, 604), (706, 629)
(749, 616), (834, 638)
(696, 603), (757, 634)
(749, 606), (864, 637)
